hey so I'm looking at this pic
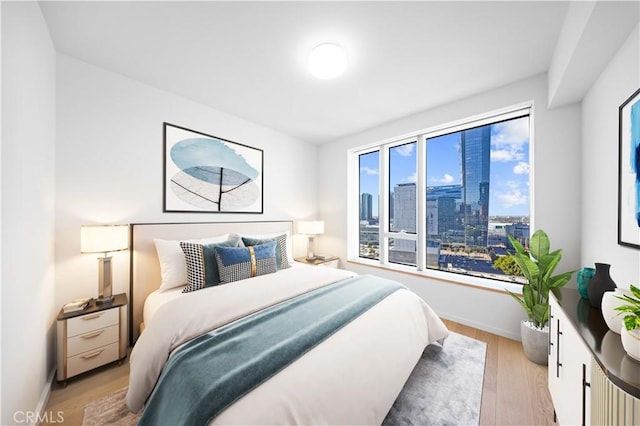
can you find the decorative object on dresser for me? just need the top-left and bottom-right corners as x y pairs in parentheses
(615, 284), (640, 360)
(56, 293), (128, 385)
(163, 122), (264, 214)
(81, 224), (129, 304)
(576, 267), (595, 299)
(601, 287), (633, 333)
(587, 262), (617, 308)
(505, 229), (574, 365)
(618, 87), (640, 249)
(297, 220), (324, 261)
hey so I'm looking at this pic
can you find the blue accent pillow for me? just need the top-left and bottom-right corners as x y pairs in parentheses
(241, 234), (290, 270)
(180, 237), (241, 293)
(215, 240), (278, 284)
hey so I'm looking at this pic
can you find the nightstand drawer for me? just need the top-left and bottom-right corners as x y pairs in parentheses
(67, 308), (118, 337)
(67, 342), (118, 378)
(67, 324), (119, 357)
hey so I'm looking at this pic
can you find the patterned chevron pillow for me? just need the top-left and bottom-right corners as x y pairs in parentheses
(215, 240), (278, 284)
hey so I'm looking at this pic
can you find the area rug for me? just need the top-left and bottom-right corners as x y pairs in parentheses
(83, 332), (486, 426)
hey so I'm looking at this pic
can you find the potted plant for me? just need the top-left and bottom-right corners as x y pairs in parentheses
(505, 229), (574, 365)
(615, 284), (640, 361)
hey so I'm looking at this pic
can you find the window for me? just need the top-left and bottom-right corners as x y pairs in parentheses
(351, 107), (531, 286)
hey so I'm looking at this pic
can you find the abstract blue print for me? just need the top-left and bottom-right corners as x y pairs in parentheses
(164, 124), (263, 213)
(632, 100), (640, 226)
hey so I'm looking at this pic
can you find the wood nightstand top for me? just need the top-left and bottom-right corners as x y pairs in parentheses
(57, 293), (128, 321)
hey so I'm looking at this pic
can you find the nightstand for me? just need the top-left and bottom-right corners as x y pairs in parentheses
(294, 256), (340, 268)
(56, 293), (128, 384)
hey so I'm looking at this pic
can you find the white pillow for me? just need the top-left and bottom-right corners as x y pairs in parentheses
(236, 231), (294, 264)
(154, 234), (229, 290)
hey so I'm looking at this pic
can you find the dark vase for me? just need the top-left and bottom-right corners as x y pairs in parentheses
(587, 263), (616, 308)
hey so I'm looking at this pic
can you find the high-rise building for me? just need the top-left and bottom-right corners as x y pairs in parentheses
(393, 183), (416, 233)
(360, 193), (373, 222)
(461, 126), (491, 247)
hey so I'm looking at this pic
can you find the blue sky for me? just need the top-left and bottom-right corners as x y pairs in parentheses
(359, 116), (530, 217)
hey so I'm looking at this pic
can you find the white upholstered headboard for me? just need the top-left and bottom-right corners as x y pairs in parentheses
(130, 221), (293, 344)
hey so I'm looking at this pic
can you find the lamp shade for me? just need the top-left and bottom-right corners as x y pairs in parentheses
(298, 221), (324, 235)
(81, 224), (129, 254)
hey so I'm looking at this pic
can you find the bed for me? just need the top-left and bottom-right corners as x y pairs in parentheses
(126, 221), (449, 425)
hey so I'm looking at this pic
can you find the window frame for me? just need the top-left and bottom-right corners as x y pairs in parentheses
(348, 103), (534, 293)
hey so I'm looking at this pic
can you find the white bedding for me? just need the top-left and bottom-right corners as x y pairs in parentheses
(143, 286), (185, 326)
(142, 262), (311, 326)
(128, 266), (449, 424)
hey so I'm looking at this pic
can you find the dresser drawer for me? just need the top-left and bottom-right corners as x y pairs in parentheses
(67, 342), (118, 378)
(67, 324), (119, 357)
(67, 308), (118, 337)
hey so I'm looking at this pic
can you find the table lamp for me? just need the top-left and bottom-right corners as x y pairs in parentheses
(81, 224), (129, 304)
(298, 221), (324, 261)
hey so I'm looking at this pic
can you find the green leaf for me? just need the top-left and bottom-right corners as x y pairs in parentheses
(529, 230), (550, 261)
(532, 303), (549, 327)
(538, 250), (562, 282)
(623, 315), (640, 331)
(548, 272), (574, 288)
(507, 290), (532, 318)
(630, 284), (640, 300)
(510, 254), (540, 283)
(508, 235), (527, 256)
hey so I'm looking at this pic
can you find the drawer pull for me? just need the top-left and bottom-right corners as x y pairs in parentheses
(82, 314), (103, 321)
(81, 330), (104, 339)
(81, 350), (104, 360)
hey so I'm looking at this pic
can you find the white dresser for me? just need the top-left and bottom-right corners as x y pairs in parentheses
(549, 289), (639, 425)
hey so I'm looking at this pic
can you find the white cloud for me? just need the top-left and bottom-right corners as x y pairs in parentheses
(394, 144), (415, 157)
(407, 172), (417, 183)
(496, 188), (528, 208)
(432, 173), (455, 184)
(491, 148), (523, 162)
(513, 161), (529, 175)
(492, 117), (529, 147)
(360, 166), (378, 175)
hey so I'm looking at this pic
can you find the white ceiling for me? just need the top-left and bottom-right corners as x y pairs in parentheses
(39, 1), (639, 144)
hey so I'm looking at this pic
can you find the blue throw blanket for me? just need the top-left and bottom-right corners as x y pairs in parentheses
(138, 275), (405, 426)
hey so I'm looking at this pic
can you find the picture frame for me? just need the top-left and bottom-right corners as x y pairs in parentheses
(163, 123), (264, 213)
(618, 87), (640, 249)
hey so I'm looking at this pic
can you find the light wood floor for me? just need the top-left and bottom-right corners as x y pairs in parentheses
(44, 319), (555, 425)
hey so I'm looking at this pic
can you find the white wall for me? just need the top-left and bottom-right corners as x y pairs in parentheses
(582, 25), (640, 287)
(1, 2), (57, 423)
(55, 55), (318, 312)
(318, 74), (582, 339)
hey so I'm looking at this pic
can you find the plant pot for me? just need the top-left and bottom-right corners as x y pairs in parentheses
(587, 263), (617, 308)
(601, 288), (633, 334)
(620, 328), (640, 362)
(521, 320), (548, 365)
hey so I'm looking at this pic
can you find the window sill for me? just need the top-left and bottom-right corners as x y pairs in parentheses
(347, 258), (524, 296)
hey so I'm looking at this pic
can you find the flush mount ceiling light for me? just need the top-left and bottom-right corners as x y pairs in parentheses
(308, 43), (347, 79)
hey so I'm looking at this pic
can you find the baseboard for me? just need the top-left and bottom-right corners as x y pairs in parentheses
(33, 368), (56, 426)
(439, 313), (522, 341)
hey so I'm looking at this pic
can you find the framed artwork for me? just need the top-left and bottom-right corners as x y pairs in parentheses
(163, 123), (264, 213)
(618, 87), (640, 248)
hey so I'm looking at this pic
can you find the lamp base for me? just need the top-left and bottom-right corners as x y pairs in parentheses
(96, 295), (114, 305)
